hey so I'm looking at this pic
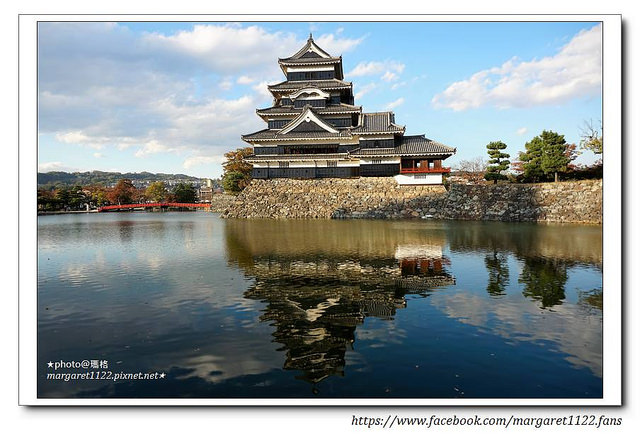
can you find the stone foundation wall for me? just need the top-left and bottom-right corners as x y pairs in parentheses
(209, 193), (236, 212)
(221, 178), (602, 224)
(440, 180), (602, 223)
(222, 178), (446, 219)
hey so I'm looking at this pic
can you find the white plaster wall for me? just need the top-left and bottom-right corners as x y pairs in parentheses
(394, 173), (442, 185)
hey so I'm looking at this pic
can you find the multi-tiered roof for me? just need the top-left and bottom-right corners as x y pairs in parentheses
(242, 34), (455, 182)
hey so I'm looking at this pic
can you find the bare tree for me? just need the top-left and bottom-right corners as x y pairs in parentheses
(579, 119), (602, 155)
(453, 157), (487, 183)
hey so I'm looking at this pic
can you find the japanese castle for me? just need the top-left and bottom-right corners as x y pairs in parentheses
(242, 34), (456, 185)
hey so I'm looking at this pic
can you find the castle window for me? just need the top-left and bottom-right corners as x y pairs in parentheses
(279, 161), (289, 168)
(287, 71), (336, 81)
(327, 118), (351, 127)
(294, 99), (325, 108)
(268, 119), (290, 129)
(327, 161), (337, 167)
(372, 159), (383, 164)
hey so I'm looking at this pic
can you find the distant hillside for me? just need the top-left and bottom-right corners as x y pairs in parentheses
(37, 171), (214, 189)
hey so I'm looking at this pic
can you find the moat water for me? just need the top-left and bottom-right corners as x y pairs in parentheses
(37, 212), (603, 399)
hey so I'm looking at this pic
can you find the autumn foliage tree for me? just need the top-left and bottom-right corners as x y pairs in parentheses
(37, 188), (61, 210)
(222, 147), (253, 194)
(84, 185), (110, 207)
(145, 181), (168, 202)
(564, 143), (580, 170)
(108, 179), (137, 205)
(57, 185), (88, 209)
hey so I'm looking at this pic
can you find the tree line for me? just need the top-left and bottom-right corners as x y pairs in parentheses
(457, 121), (603, 184)
(38, 179), (198, 211)
(37, 170), (202, 190)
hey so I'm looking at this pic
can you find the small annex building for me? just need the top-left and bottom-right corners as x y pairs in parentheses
(242, 34), (456, 185)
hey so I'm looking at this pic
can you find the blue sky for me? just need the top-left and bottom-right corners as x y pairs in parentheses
(37, 21), (602, 179)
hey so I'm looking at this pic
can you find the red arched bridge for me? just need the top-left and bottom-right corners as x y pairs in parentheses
(98, 202), (211, 212)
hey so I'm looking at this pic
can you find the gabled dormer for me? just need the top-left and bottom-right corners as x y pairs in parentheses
(278, 105), (340, 135)
(288, 87), (330, 109)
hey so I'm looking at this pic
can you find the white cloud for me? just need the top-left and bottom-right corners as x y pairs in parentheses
(55, 131), (92, 144)
(252, 81), (274, 100)
(315, 33), (364, 55)
(429, 289), (602, 377)
(432, 24), (602, 111)
(141, 24), (297, 75)
(55, 131), (109, 150)
(134, 140), (179, 158)
(354, 82), (377, 100)
(381, 71), (399, 82)
(219, 79), (233, 90)
(391, 81), (407, 90)
(517, 127), (528, 136)
(183, 155), (226, 169)
(237, 75), (254, 85)
(141, 26), (361, 75)
(116, 138), (144, 151)
(386, 97), (405, 110)
(93, 152), (104, 158)
(348, 60), (405, 78)
(38, 162), (78, 172)
(153, 95), (260, 143)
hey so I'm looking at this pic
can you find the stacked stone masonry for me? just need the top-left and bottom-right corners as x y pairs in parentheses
(208, 193), (237, 213)
(221, 178), (602, 224)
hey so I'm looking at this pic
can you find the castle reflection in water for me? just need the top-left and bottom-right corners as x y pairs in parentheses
(224, 219), (602, 387)
(225, 220), (455, 385)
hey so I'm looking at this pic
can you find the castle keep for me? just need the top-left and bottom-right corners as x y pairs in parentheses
(242, 34), (456, 185)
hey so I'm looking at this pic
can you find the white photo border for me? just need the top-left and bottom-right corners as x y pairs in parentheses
(19, 13), (622, 406)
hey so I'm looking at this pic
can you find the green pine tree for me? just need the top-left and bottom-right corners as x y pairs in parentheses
(172, 182), (197, 203)
(222, 171), (250, 194)
(485, 251), (510, 296)
(484, 141), (510, 184)
(519, 256), (568, 308)
(520, 130), (571, 183)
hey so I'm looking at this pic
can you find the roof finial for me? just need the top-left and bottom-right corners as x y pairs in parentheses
(308, 32), (313, 41)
